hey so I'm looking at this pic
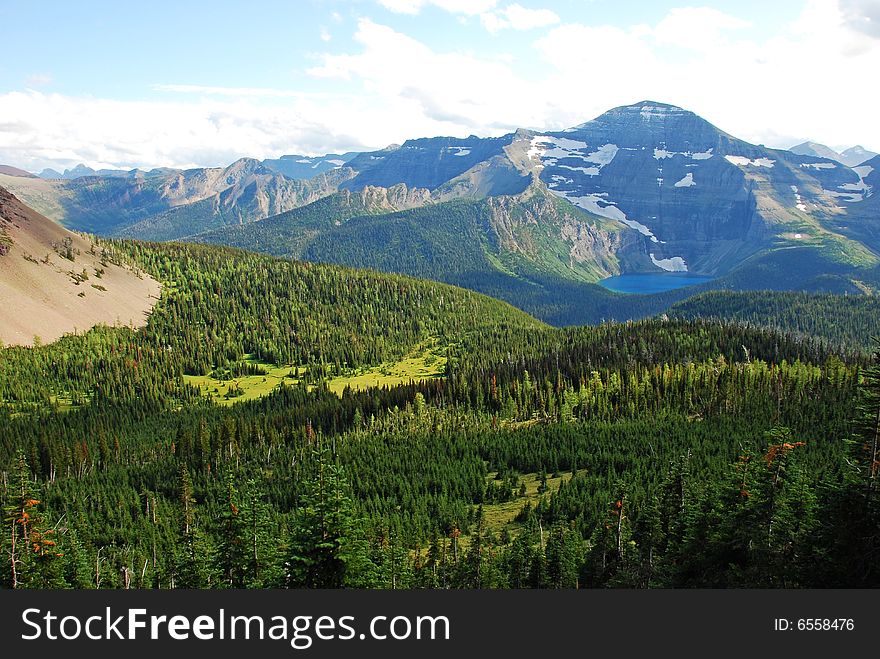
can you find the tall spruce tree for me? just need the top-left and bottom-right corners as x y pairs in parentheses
(286, 451), (375, 588)
(2, 451), (66, 588)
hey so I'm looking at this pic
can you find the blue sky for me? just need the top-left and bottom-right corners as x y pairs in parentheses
(0, 0), (877, 171)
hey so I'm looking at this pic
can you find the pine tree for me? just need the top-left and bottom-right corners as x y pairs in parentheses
(172, 465), (215, 588)
(241, 476), (283, 588)
(2, 451), (66, 588)
(709, 428), (814, 587)
(544, 523), (581, 589)
(286, 451), (375, 588)
(825, 345), (880, 585)
(851, 344), (880, 498)
(215, 469), (246, 588)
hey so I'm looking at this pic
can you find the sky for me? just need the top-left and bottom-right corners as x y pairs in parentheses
(0, 0), (878, 172)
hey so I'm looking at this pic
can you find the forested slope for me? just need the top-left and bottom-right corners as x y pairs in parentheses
(669, 290), (880, 351)
(1, 239), (878, 590)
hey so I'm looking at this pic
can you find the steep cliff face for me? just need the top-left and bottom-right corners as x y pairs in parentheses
(190, 183), (435, 257)
(356, 183), (433, 211)
(343, 134), (525, 194)
(825, 155), (880, 251)
(481, 186), (643, 281)
(522, 101), (876, 274)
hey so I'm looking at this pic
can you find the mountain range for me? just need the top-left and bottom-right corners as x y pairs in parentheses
(36, 152), (360, 182)
(1, 100), (877, 325)
(790, 142), (877, 168)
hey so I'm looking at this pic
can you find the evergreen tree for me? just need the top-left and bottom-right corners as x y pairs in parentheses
(215, 469), (246, 588)
(2, 451), (66, 588)
(544, 523), (581, 589)
(286, 451), (375, 588)
(172, 466), (215, 588)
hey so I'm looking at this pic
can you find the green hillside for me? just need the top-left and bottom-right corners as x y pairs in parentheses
(668, 290), (880, 351)
(1, 234), (878, 591)
(192, 189), (414, 255)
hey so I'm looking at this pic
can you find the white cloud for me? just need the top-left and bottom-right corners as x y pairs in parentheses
(480, 11), (507, 33)
(652, 7), (750, 51)
(153, 84), (333, 98)
(307, 18), (537, 132)
(3, 2), (880, 172)
(840, 0), (880, 38)
(533, 23), (661, 121)
(320, 28), (332, 42)
(377, 0), (423, 15)
(378, 0), (497, 16)
(481, 3), (560, 33)
(0, 90), (377, 171)
(533, 1), (880, 150)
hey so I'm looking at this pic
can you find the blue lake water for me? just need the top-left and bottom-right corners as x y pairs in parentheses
(598, 273), (714, 294)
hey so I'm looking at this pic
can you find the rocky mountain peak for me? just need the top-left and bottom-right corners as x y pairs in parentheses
(223, 157), (268, 179)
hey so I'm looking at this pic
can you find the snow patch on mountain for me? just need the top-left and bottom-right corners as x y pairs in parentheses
(548, 174), (574, 187)
(556, 191), (627, 223)
(650, 254), (688, 272)
(529, 137), (620, 178)
(528, 136), (589, 162)
(790, 185), (807, 212)
(800, 162), (836, 170)
(584, 144), (619, 166)
(655, 147), (714, 161)
(640, 104), (684, 121)
(725, 155), (775, 168)
(846, 165), (874, 199)
(553, 190), (675, 250)
(820, 165), (874, 202)
(839, 180), (869, 193)
(674, 173), (696, 188)
(823, 189), (864, 203)
(559, 165), (600, 176)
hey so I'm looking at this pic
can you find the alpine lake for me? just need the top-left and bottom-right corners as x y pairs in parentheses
(598, 273), (713, 294)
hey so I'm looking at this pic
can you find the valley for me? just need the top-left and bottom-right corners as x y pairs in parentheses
(1, 99), (879, 591)
(5, 101), (876, 329)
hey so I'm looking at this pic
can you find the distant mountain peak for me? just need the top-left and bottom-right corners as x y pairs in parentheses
(790, 142), (877, 167)
(226, 156), (262, 169)
(790, 141), (842, 163)
(840, 145), (878, 167)
(222, 157), (270, 179)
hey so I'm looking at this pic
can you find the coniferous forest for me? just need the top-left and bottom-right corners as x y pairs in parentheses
(1, 240), (879, 589)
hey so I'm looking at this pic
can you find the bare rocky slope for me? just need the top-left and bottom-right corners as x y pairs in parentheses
(0, 186), (161, 346)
